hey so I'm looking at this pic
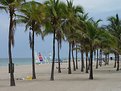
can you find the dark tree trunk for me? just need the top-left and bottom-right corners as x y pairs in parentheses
(88, 55), (90, 70)
(8, 8), (15, 86)
(99, 49), (102, 67)
(104, 54), (107, 66)
(68, 42), (71, 74)
(107, 54), (109, 65)
(81, 50), (84, 72)
(85, 51), (88, 73)
(96, 49), (98, 69)
(114, 53), (116, 68)
(57, 41), (61, 73)
(75, 45), (78, 69)
(50, 29), (56, 80)
(72, 43), (76, 71)
(89, 46), (93, 79)
(32, 29), (36, 79)
(116, 54), (119, 71)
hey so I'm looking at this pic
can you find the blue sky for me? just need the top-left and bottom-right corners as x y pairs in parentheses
(0, 0), (121, 58)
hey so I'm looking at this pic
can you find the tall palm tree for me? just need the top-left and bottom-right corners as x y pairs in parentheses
(0, 0), (25, 86)
(77, 13), (91, 72)
(62, 0), (84, 74)
(56, 29), (64, 73)
(91, 19), (102, 69)
(44, 0), (67, 80)
(107, 14), (121, 71)
(17, 1), (46, 79)
(85, 19), (117, 79)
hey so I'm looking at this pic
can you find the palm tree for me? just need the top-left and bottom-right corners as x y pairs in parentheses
(0, 0), (25, 86)
(77, 13), (91, 72)
(62, 0), (84, 73)
(44, 0), (67, 80)
(107, 14), (121, 71)
(17, 1), (46, 79)
(85, 19), (117, 79)
(56, 29), (64, 73)
(91, 19), (102, 69)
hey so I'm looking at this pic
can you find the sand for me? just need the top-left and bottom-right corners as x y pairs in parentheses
(0, 61), (121, 91)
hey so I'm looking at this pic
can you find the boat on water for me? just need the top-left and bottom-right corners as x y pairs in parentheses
(35, 52), (51, 64)
(35, 52), (40, 64)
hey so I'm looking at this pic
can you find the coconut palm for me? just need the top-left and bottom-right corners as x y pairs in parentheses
(90, 19), (102, 69)
(44, 0), (67, 80)
(62, 0), (84, 73)
(0, 0), (25, 86)
(56, 29), (65, 73)
(107, 14), (121, 71)
(85, 19), (116, 79)
(17, 1), (46, 79)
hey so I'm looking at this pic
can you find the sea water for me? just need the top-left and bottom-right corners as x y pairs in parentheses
(0, 57), (76, 67)
(0, 58), (32, 66)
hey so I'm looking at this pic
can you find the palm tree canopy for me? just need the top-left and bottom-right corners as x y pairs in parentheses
(107, 14), (121, 54)
(0, 0), (25, 11)
(0, 0), (25, 47)
(17, 1), (46, 33)
(107, 14), (121, 38)
(44, 0), (67, 33)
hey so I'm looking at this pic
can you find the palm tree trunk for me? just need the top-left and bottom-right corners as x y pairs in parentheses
(85, 51), (88, 73)
(99, 49), (102, 67)
(88, 55), (90, 70)
(104, 54), (107, 65)
(89, 46), (93, 79)
(50, 29), (56, 80)
(57, 41), (61, 73)
(32, 30), (36, 79)
(116, 54), (119, 71)
(81, 50), (84, 72)
(114, 53), (116, 68)
(75, 45), (78, 69)
(72, 43), (76, 71)
(8, 8), (15, 86)
(107, 54), (109, 65)
(68, 42), (71, 74)
(96, 49), (98, 69)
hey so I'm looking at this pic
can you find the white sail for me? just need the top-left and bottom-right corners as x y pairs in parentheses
(35, 52), (40, 64)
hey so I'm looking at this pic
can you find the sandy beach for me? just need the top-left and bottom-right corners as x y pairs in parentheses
(0, 61), (121, 91)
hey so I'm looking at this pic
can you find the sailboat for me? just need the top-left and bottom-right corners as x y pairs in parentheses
(35, 52), (40, 64)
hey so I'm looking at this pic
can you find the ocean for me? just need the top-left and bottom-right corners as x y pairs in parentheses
(0, 57), (80, 67)
(0, 58), (32, 66)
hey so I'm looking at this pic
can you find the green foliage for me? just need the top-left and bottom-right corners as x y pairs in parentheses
(107, 14), (121, 54)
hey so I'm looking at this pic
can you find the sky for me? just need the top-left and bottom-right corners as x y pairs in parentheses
(0, 0), (121, 58)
